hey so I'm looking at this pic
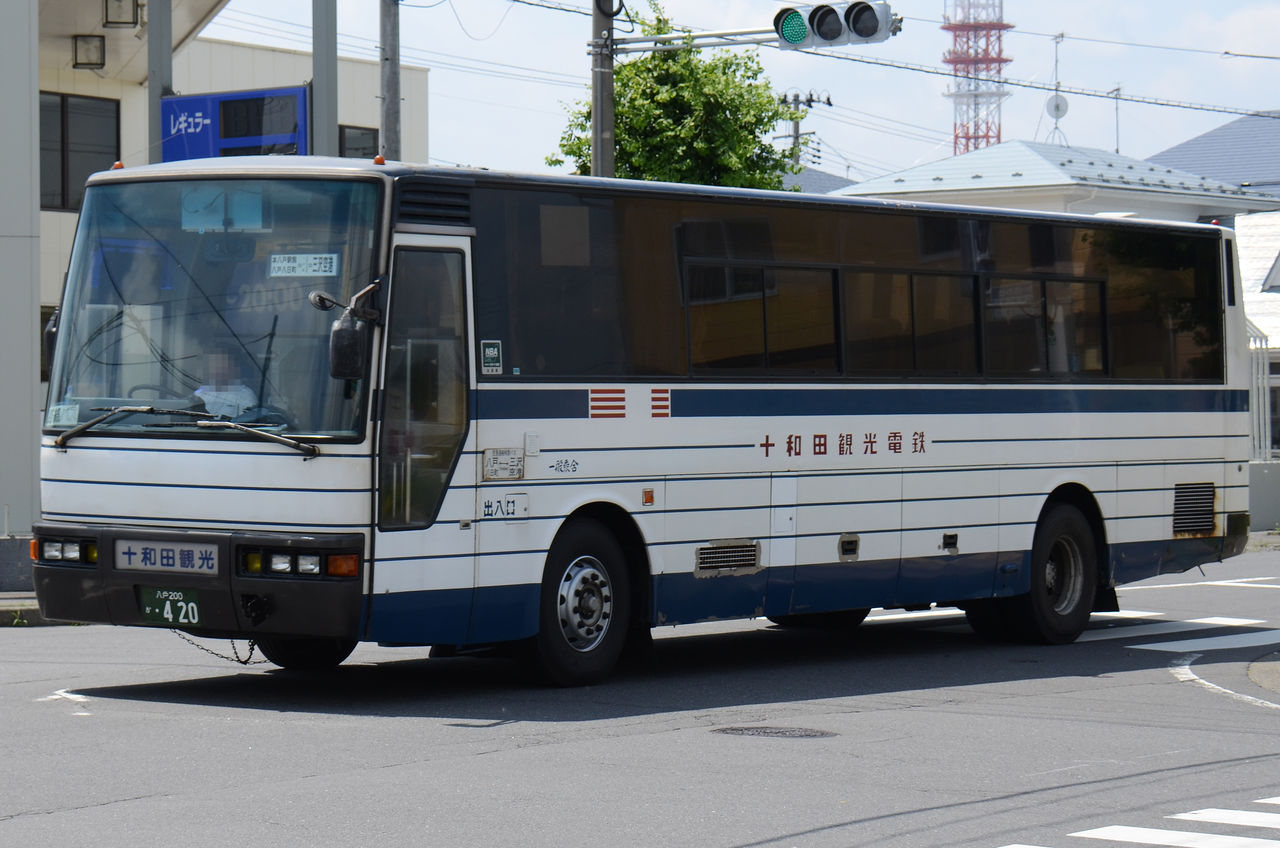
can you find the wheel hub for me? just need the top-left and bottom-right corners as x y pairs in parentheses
(1044, 536), (1084, 615)
(557, 556), (613, 652)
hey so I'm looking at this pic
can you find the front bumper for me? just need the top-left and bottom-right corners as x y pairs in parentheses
(32, 522), (365, 640)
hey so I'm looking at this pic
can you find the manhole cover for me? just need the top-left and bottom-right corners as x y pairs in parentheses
(713, 726), (836, 739)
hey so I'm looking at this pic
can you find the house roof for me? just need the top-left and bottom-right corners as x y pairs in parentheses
(835, 140), (1278, 208)
(784, 166), (856, 195)
(1148, 110), (1280, 191)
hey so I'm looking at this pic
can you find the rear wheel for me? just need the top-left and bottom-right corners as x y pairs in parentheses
(1014, 504), (1097, 644)
(254, 636), (357, 670)
(536, 519), (631, 686)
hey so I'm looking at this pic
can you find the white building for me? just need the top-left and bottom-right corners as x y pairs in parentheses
(2, 0), (427, 580)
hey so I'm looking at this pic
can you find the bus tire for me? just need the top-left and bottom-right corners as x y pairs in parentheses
(768, 609), (870, 629)
(1015, 504), (1097, 644)
(536, 519), (631, 686)
(254, 636), (357, 670)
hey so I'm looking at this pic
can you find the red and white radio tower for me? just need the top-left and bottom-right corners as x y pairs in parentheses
(941, 0), (1012, 155)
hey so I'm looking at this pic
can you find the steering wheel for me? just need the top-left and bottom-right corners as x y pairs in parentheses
(127, 383), (187, 400)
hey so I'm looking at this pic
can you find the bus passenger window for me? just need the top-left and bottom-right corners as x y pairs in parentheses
(843, 271), (912, 374)
(913, 275), (977, 375)
(984, 278), (1045, 375)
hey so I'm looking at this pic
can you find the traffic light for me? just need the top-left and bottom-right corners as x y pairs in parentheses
(772, 3), (900, 50)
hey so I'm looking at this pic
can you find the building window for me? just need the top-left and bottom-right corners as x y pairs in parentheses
(339, 125), (379, 159)
(40, 92), (120, 212)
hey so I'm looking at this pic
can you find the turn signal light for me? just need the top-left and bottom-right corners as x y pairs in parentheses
(327, 554), (359, 577)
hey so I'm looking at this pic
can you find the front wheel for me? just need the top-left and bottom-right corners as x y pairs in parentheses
(536, 519), (631, 686)
(1014, 504), (1098, 644)
(254, 636), (357, 670)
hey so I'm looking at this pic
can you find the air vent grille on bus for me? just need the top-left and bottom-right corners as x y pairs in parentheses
(695, 540), (761, 573)
(1172, 482), (1216, 534)
(396, 184), (472, 227)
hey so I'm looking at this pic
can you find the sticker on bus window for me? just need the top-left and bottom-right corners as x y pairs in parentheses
(48, 403), (79, 428)
(269, 253), (339, 277)
(481, 340), (503, 375)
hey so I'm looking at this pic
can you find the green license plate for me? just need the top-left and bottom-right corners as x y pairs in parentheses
(140, 588), (201, 626)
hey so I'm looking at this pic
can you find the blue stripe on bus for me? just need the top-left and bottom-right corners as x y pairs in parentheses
(473, 386), (1247, 420)
(476, 389), (587, 420)
(669, 387), (1248, 417)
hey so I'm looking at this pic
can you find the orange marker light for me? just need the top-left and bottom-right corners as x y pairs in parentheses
(327, 554), (360, 577)
(29, 539), (39, 561)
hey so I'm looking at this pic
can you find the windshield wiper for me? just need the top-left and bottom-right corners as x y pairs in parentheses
(53, 405), (214, 449)
(194, 419), (320, 459)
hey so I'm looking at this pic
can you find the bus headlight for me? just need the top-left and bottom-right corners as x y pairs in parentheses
(297, 554), (321, 575)
(38, 539), (97, 564)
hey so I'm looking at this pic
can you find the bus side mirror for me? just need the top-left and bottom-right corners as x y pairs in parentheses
(329, 309), (368, 381)
(315, 278), (382, 382)
(43, 308), (59, 369)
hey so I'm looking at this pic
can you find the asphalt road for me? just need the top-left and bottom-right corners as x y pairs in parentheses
(2, 549), (1278, 848)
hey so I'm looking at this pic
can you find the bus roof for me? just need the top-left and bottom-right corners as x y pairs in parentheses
(86, 155), (1228, 238)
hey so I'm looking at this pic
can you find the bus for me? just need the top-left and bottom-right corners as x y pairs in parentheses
(33, 156), (1250, 685)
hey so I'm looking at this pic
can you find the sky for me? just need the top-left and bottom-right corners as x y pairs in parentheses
(201, 0), (1280, 182)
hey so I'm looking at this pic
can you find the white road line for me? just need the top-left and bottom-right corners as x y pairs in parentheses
(1121, 577), (1279, 591)
(1131, 630), (1280, 653)
(1071, 824), (1280, 846)
(1191, 617), (1267, 627)
(1171, 810), (1280, 830)
(1169, 654), (1280, 712)
(1260, 799), (1280, 806)
(1094, 610), (1165, 620)
(37, 688), (88, 703)
(1077, 620), (1216, 643)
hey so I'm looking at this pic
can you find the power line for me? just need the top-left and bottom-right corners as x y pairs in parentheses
(771, 44), (1279, 121)
(904, 14), (1280, 60)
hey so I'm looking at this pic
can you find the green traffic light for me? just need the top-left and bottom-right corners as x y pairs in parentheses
(774, 9), (808, 44)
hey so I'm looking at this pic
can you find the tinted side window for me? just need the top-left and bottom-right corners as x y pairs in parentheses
(843, 271), (912, 374)
(472, 188), (687, 377)
(1102, 230), (1222, 380)
(914, 275), (977, 375)
(984, 278), (1045, 375)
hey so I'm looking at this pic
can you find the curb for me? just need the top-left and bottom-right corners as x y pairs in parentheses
(0, 595), (61, 627)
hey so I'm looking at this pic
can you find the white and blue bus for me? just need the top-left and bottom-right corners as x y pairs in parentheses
(33, 157), (1250, 684)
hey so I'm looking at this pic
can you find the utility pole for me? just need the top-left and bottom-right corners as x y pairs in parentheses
(381, 0), (402, 160)
(312, 0), (338, 156)
(1108, 86), (1121, 154)
(590, 1), (617, 177)
(774, 91), (831, 167)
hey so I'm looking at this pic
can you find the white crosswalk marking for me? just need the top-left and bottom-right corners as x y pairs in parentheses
(995, 797), (1280, 847)
(1071, 824), (1280, 846)
(1130, 631), (1280, 653)
(1076, 620), (1223, 643)
(1171, 809), (1280, 829)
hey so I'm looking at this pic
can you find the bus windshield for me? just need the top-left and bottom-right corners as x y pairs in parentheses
(44, 177), (380, 439)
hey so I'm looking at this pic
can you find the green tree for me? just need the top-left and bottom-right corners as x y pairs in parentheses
(547, 2), (804, 189)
